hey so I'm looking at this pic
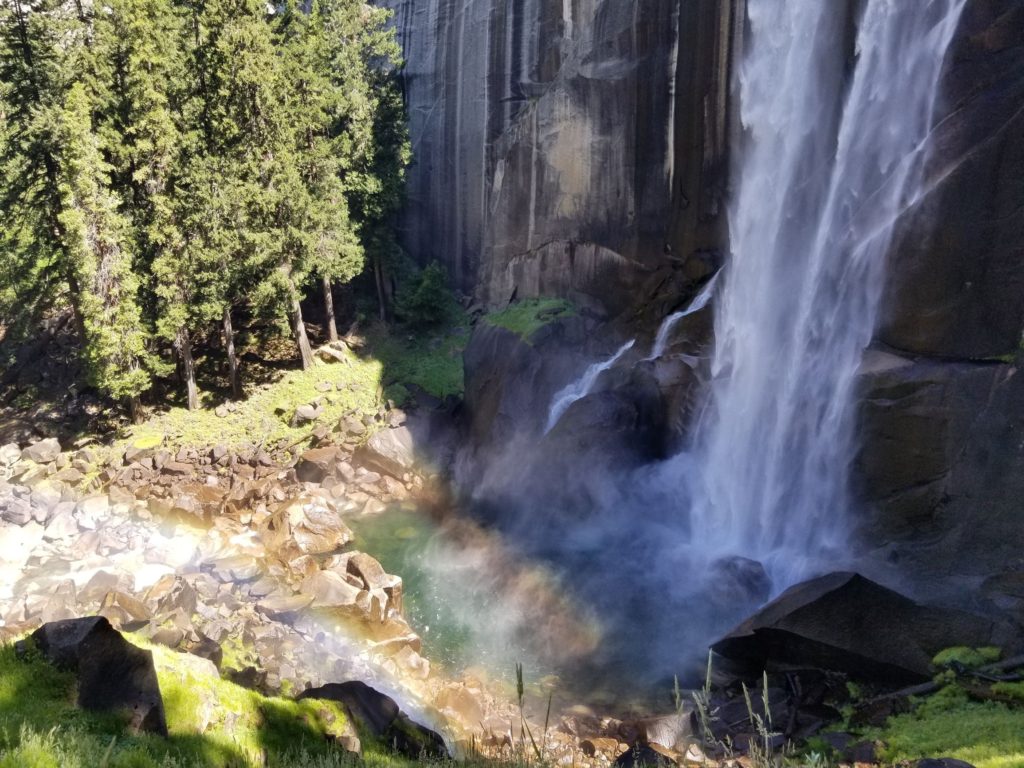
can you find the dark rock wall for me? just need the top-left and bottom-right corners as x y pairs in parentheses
(880, 0), (1024, 359)
(381, 0), (740, 311)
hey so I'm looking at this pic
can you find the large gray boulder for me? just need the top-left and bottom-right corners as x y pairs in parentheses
(299, 681), (448, 759)
(356, 427), (417, 478)
(21, 438), (61, 464)
(712, 572), (1016, 685)
(30, 617), (168, 735)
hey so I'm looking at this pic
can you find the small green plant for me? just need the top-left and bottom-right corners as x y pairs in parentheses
(690, 652), (731, 761)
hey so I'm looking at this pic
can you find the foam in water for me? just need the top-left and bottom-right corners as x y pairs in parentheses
(648, 271), (722, 361)
(546, 340), (636, 433)
(684, 0), (967, 589)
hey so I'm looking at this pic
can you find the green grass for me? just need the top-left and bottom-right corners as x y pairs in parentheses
(0, 636), (371, 767)
(0, 634), (548, 768)
(484, 300), (574, 342)
(363, 320), (468, 402)
(871, 686), (1024, 768)
(116, 347), (383, 455)
(933, 646), (1003, 669)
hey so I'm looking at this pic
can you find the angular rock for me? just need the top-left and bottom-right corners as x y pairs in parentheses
(292, 403), (322, 426)
(0, 443), (21, 467)
(31, 617), (168, 735)
(298, 681), (448, 759)
(712, 572), (1013, 685)
(210, 554), (262, 582)
(21, 438), (61, 464)
(0, 497), (33, 525)
(295, 447), (341, 484)
(356, 427), (416, 478)
(302, 571), (362, 610)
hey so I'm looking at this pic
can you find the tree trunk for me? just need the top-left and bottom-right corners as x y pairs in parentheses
(290, 289), (315, 370)
(322, 274), (338, 342)
(222, 307), (242, 399)
(127, 395), (143, 425)
(177, 327), (199, 410)
(374, 256), (389, 322)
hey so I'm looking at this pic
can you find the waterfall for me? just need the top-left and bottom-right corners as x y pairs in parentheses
(685, 0), (967, 588)
(546, 340), (636, 434)
(648, 271), (721, 361)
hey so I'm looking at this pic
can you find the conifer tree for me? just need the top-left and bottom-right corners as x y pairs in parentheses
(90, 0), (204, 407)
(1, 0), (152, 418)
(55, 83), (153, 419)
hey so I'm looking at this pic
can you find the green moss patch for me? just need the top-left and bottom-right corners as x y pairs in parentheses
(0, 637), (383, 768)
(484, 299), (574, 342)
(933, 647), (1002, 669)
(872, 688), (1024, 768)
(363, 321), (468, 402)
(117, 348), (383, 454)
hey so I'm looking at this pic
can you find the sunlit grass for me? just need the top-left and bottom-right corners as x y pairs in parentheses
(484, 300), (574, 342)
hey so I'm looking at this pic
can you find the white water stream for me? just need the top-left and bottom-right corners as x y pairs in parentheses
(546, 340), (636, 433)
(683, 0), (967, 588)
(647, 271), (722, 361)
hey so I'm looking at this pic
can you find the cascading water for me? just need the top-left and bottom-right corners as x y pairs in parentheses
(647, 271), (721, 361)
(684, 0), (967, 589)
(545, 340), (636, 433)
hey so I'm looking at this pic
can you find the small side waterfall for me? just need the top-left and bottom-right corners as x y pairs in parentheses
(648, 271), (721, 361)
(546, 340), (636, 433)
(684, 0), (967, 587)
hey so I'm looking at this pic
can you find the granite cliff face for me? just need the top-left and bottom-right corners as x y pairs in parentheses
(386, 0), (1024, 621)
(382, 0), (741, 314)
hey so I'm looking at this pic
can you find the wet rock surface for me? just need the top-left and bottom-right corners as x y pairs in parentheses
(712, 572), (1015, 685)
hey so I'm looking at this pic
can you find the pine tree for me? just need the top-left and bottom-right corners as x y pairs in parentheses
(181, 0), (287, 389)
(90, 0), (204, 407)
(55, 83), (153, 418)
(1, 0), (152, 417)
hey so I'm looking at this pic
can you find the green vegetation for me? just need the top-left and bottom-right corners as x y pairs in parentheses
(118, 348), (382, 453)
(0, 0), (409, 415)
(484, 300), (574, 342)
(0, 637), (364, 767)
(873, 688), (1024, 768)
(933, 646), (1003, 669)
(394, 264), (459, 330)
(860, 648), (1024, 768)
(366, 323), (468, 403)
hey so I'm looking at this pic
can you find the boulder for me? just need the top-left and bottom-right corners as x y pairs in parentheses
(712, 572), (1013, 685)
(276, 500), (352, 556)
(0, 497), (33, 525)
(292, 403), (322, 426)
(295, 447), (341, 484)
(0, 443), (21, 466)
(30, 617), (168, 735)
(21, 438), (61, 464)
(356, 428), (416, 478)
(298, 681), (448, 759)
(302, 570), (362, 611)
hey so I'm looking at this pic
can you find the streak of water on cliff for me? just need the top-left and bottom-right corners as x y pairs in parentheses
(647, 271), (721, 361)
(545, 340), (636, 433)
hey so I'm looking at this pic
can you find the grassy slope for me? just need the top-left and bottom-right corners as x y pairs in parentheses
(872, 687), (1024, 768)
(120, 346), (383, 455)
(861, 649), (1024, 768)
(0, 636), (380, 768)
